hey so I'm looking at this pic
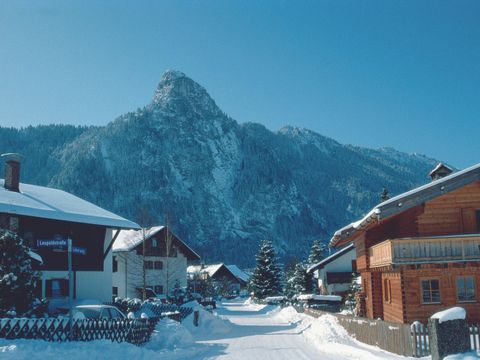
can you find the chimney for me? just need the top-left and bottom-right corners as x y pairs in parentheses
(2, 153), (22, 192)
(429, 163), (453, 181)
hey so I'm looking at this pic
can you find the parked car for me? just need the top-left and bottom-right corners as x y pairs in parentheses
(73, 305), (126, 320)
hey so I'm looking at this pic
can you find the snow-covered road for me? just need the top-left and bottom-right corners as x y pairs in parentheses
(196, 299), (409, 360)
(197, 300), (323, 359)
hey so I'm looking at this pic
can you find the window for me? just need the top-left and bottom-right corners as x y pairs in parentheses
(112, 256), (118, 272)
(154, 285), (164, 294)
(144, 260), (153, 269)
(421, 279), (440, 304)
(457, 276), (476, 302)
(151, 239), (158, 248)
(45, 279), (68, 298)
(112, 286), (118, 297)
(383, 279), (391, 303)
(154, 261), (163, 270)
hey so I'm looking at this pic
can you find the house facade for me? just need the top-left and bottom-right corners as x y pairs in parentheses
(307, 243), (356, 296)
(112, 226), (200, 299)
(331, 163), (480, 324)
(0, 154), (140, 309)
(187, 263), (249, 296)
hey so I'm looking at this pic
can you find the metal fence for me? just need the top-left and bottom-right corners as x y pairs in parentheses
(0, 317), (154, 345)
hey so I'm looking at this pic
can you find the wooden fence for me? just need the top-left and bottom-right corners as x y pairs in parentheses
(304, 308), (480, 357)
(0, 317), (154, 345)
(304, 309), (417, 357)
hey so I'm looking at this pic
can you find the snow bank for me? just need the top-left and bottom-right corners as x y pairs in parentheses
(240, 297), (268, 311)
(183, 301), (232, 335)
(431, 307), (466, 323)
(146, 317), (194, 351)
(270, 306), (303, 324)
(264, 296), (285, 302)
(0, 339), (153, 360)
(297, 294), (342, 302)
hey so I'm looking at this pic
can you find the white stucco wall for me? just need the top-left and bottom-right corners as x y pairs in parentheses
(317, 247), (356, 294)
(42, 229), (113, 308)
(112, 250), (188, 299)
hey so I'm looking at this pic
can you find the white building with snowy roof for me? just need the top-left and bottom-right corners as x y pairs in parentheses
(112, 226), (200, 299)
(0, 153), (140, 309)
(187, 263), (250, 296)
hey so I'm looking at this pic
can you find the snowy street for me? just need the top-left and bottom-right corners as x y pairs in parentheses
(195, 299), (410, 360)
(0, 299), (414, 359)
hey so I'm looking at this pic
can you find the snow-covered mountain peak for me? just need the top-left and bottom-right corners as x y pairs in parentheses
(161, 69), (187, 82)
(151, 70), (222, 119)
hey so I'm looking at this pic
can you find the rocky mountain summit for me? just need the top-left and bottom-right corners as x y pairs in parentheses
(0, 70), (439, 266)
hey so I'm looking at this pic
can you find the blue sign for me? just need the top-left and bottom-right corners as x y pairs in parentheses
(37, 238), (67, 248)
(36, 237), (87, 256)
(72, 247), (87, 256)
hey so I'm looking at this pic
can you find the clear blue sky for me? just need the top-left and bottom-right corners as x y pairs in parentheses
(0, 1), (479, 168)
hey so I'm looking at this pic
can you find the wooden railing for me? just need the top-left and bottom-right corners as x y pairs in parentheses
(369, 234), (480, 268)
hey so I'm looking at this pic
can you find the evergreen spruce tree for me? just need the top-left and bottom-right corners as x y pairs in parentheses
(283, 261), (298, 300)
(381, 187), (390, 202)
(307, 240), (326, 266)
(306, 240), (327, 293)
(248, 240), (282, 299)
(0, 229), (40, 317)
(291, 263), (308, 297)
(343, 273), (361, 313)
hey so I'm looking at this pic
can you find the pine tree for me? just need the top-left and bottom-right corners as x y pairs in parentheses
(381, 187), (390, 202)
(343, 273), (361, 313)
(248, 240), (282, 299)
(307, 240), (327, 294)
(291, 263), (308, 296)
(307, 240), (326, 266)
(0, 229), (40, 317)
(283, 264), (297, 300)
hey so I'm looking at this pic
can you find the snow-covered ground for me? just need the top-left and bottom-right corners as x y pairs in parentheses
(0, 298), (427, 359)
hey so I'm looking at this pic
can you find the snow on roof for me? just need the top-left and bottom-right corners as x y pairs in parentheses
(201, 264), (224, 277)
(28, 250), (43, 264)
(112, 226), (200, 260)
(225, 265), (250, 283)
(187, 263), (225, 278)
(0, 179), (140, 230)
(112, 226), (165, 251)
(307, 243), (355, 273)
(429, 163), (452, 176)
(296, 294), (342, 302)
(330, 162), (480, 247)
(431, 307), (466, 323)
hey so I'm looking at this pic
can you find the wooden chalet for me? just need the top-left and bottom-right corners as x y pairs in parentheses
(330, 162), (480, 324)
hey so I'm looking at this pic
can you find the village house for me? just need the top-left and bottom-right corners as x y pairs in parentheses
(0, 153), (140, 309)
(330, 163), (480, 324)
(112, 226), (200, 299)
(307, 243), (356, 296)
(187, 263), (249, 296)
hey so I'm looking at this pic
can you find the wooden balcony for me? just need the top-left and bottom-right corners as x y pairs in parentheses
(369, 234), (480, 268)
